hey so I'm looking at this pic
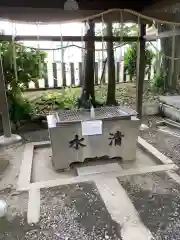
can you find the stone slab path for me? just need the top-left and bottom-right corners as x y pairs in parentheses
(160, 95), (180, 109)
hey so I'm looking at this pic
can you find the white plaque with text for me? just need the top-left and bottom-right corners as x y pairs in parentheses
(81, 120), (102, 136)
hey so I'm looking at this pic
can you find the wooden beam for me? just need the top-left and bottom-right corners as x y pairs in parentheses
(142, 0), (180, 12)
(136, 23), (146, 118)
(0, 8), (149, 23)
(144, 29), (180, 41)
(0, 35), (139, 42)
(0, 1), (148, 11)
(142, 8), (180, 25)
(0, 6), (180, 23)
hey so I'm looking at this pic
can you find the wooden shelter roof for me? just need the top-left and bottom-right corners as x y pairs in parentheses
(0, 0), (162, 11)
(0, 0), (179, 23)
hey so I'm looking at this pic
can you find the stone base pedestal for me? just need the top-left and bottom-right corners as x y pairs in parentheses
(0, 134), (22, 147)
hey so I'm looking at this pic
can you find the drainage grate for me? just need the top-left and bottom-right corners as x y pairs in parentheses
(56, 106), (137, 123)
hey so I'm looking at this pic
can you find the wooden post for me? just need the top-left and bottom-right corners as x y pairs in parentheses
(34, 79), (39, 89)
(0, 58), (11, 137)
(95, 62), (99, 85)
(100, 59), (107, 84)
(52, 63), (58, 87)
(43, 63), (49, 88)
(123, 66), (126, 82)
(136, 23), (146, 118)
(62, 63), (66, 87)
(116, 62), (120, 83)
(70, 62), (75, 86)
(79, 62), (83, 86)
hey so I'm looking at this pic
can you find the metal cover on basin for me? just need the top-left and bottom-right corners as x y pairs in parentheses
(56, 106), (137, 124)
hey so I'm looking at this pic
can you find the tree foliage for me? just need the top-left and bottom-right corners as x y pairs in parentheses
(0, 42), (47, 92)
(113, 24), (138, 37)
(96, 23), (138, 38)
(124, 43), (155, 79)
(0, 41), (47, 123)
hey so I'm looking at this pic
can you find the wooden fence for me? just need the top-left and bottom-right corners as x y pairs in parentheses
(27, 61), (153, 90)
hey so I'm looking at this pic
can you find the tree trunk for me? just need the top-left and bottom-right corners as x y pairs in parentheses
(106, 22), (116, 105)
(79, 21), (95, 109)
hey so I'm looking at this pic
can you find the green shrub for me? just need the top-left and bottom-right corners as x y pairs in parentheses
(150, 72), (166, 93)
(34, 88), (79, 114)
(8, 91), (34, 123)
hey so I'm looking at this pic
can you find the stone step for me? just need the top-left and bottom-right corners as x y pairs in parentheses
(76, 162), (122, 176)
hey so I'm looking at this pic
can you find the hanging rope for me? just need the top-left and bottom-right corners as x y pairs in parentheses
(155, 23), (161, 75)
(52, 49), (55, 63)
(36, 23), (42, 80)
(11, 21), (18, 83)
(80, 22), (84, 55)
(8, 8), (180, 71)
(101, 14), (105, 63)
(100, 14), (106, 85)
(120, 10), (124, 43)
(20, 44), (24, 71)
(14, 41), (126, 51)
(81, 22), (85, 79)
(12, 22), (18, 82)
(59, 24), (64, 83)
(147, 19), (180, 61)
(60, 24), (64, 63)
(124, 9), (180, 26)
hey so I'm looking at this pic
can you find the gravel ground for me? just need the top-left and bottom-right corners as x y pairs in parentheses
(0, 182), (122, 240)
(20, 129), (49, 143)
(140, 124), (180, 173)
(118, 172), (180, 240)
(0, 188), (29, 240)
(29, 182), (121, 240)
